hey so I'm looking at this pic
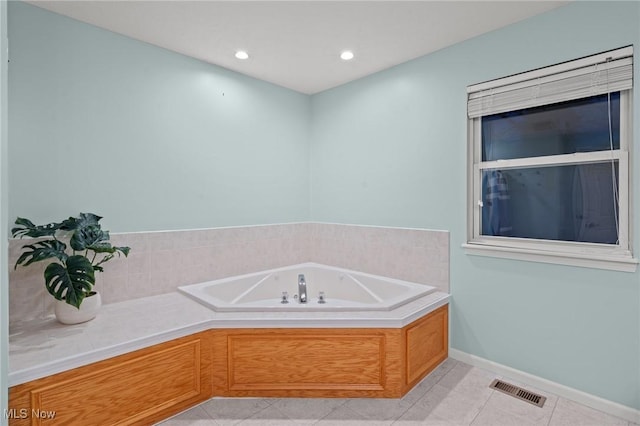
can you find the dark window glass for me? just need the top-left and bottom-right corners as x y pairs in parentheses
(481, 162), (619, 244)
(482, 93), (620, 161)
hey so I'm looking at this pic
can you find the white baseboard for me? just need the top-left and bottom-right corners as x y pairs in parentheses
(449, 348), (640, 424)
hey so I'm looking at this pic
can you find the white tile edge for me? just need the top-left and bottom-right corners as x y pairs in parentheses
(398, 294), (450, 327)
(311, 221), (450, 233)
(9, 295), (450, 387)
(93, 221), (447, 237)
(8, 322), (213, 387)
(449, 348), (640, 424)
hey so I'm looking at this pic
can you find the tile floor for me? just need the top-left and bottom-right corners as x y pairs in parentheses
(157, 359), (638, 426)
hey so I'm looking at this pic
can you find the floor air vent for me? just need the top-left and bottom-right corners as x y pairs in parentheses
(489, 379), (546, 408)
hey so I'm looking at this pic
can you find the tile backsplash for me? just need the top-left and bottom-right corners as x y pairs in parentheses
(308, 223), (449, 291)
(8, 223), (449, 324)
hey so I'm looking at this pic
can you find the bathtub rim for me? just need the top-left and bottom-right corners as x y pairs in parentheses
(8, 291), (450, 387)
(178, 262), (438, 313)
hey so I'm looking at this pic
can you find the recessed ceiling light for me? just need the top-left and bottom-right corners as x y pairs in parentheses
(235, 51), (249, 60)
(340, 51), (354, 61)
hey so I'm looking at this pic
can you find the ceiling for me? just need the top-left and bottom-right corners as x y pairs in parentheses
(28, 1), (570, 94)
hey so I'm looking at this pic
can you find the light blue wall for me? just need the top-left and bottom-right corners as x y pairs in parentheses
(311, 1), (640, 410)
(8, 2), (311, 232)
(1, 0), (8, 422)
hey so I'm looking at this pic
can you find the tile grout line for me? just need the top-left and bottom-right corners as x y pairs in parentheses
(238, 402), (280, 425)
(389, 358), (460, 425)
(310, 399), (350, 425)
(468, 388), (496, 426)
(545, 394), (559, 426)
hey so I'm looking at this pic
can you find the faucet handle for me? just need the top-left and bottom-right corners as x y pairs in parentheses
(281, 291), (289, 304)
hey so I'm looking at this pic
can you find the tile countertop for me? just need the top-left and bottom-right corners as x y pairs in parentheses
(9, 291), (450, 387)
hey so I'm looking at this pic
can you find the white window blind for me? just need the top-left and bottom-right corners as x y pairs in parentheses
(467, 46), (633, 118)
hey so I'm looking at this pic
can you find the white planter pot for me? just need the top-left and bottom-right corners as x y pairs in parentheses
(54, 292), (102, 325)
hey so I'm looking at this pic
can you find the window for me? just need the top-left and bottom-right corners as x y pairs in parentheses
(465, 47), (636, 272)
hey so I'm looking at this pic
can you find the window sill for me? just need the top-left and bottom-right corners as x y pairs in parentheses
(462, 242), (638, 272)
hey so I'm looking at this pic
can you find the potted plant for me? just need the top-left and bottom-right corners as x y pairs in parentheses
(12, 213), (130, 324)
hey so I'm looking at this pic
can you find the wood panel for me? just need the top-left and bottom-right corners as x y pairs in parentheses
(228, 334), (384, 390)
(210, 329), (231, 397)
(8, 332), (213, 426)
(405, 304), (449, 387)
(213, 328), (405, 398)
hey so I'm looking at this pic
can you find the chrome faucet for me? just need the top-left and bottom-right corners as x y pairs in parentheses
(298, 274), (307, 303)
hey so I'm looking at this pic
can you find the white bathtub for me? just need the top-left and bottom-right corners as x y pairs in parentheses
(178, 263), (437, 312)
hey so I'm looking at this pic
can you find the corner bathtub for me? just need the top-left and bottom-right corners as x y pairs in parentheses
(177, 263), (448, 398)
(178, 262), (436, 312)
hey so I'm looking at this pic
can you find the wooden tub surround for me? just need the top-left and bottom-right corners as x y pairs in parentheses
(9, 305), (448, 425)
(9, 332), (214, 426)
(214, 304), (448, 398)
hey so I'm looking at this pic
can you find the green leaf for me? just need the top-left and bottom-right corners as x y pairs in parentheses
(11, 217), (62, 238)
(15, 240), (68, 269)
(115, 246), (130, 257)
(91, 245), (130, 271)
(70, 224), (109, 251)
(87, 243), (116, 253)
(59, 213), (102, 232)
(89, 244), (130, 256)
(44, 255), (95, 309)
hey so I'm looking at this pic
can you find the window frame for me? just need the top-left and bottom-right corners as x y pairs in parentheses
(464, 58), (636, 272)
